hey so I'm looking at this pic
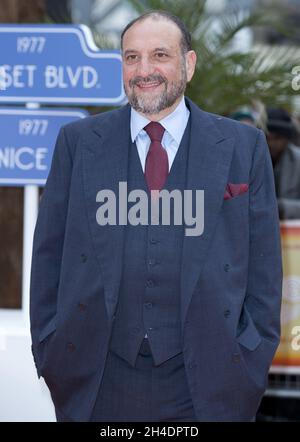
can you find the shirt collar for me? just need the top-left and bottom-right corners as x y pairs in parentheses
(130, 96), (189, 144)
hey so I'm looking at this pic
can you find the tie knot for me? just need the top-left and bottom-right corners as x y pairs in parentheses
(144, 121), (165, 142)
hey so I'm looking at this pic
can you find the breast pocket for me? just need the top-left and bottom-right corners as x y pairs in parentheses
(221, 192), (249, 221)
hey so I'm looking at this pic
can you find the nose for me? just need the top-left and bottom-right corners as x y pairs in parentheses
(135, 57), (155, 77)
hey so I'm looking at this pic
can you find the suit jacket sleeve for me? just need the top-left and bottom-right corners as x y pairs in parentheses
(30, 126), (73, 375)
(246, 130), (282, 353)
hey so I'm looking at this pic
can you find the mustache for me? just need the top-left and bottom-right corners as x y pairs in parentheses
(129, 74), (167, 87)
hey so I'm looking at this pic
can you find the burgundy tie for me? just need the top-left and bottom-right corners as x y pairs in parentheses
(144, 122), (168, 193)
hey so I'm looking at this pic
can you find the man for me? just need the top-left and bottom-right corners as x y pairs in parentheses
(30, 11), (282, 422)
(266, 107), (300, 219)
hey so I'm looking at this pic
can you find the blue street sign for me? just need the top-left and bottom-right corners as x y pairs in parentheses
(0, 25), (125, 105)
(0, 108), (88, 186)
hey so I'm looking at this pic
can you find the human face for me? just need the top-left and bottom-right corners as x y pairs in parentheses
(122, 17), (197, 120)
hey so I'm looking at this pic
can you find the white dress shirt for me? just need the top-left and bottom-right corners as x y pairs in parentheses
(130, 96), (190, 172)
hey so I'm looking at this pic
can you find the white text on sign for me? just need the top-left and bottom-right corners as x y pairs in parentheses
(19, 119), (48, 136)
(0, 147), (48, 170)
(0, 65), (100, 89)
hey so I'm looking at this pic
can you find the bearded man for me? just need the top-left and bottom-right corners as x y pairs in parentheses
(30, 10), (282, 422)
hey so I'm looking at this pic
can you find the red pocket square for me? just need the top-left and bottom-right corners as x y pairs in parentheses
(224, 183), (249, 200)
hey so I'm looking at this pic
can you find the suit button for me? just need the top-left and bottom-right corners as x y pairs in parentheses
(146, 279), (154, 288)
(232, 353), (240, 363)
(67, 342), (75, 352)
(224, 264), (230, 272)
(81, 254), (87, 263)
(78, 302), (87, 311)
(224, 309), (231, 318)
(150, 238), (159, 244)
(148, 258), (156, 266)
(144, 302), (153, 309)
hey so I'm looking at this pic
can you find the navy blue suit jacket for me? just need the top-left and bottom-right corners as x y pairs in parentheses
(30, 98), (282, 421)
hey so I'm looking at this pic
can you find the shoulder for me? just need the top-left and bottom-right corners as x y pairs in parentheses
(207, 111), (260, 142)
(61, 104), (130, 141)
(186, 97), (264, 171)
(187, 97), (260, 143)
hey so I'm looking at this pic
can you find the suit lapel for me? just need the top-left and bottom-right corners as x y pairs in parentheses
(82, 105), (130, 321)
(180, 99), (235, 327)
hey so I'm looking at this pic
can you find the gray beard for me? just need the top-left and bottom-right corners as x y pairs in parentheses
(125, 64), (187, 115)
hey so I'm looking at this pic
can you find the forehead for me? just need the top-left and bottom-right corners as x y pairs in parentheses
(123, 17), (182, 52)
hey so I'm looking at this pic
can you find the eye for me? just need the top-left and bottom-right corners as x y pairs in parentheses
(125, 54), (139, 64)
(155, 52), (168, 58)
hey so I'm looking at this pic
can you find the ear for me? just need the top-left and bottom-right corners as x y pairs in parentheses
(185, 50), (197, 82)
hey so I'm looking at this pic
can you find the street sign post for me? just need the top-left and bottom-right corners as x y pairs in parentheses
(0, 107), (88, 186)
(0, 24), (125, 105)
